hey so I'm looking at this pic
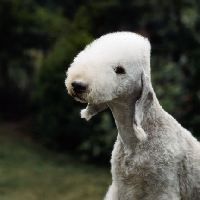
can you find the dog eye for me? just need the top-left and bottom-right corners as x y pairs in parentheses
(114, 66), (125, 74)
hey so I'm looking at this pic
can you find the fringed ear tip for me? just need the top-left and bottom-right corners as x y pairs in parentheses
(80, 109), (92, 121)
(133, 124), (147, 141)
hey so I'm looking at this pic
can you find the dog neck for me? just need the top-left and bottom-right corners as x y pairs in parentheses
(108, 95), (139, 148)
(107, 94), (161, 149)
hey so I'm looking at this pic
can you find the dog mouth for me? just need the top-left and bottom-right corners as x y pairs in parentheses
(69, 88), (88, 103)
(74, 96), (87, 103)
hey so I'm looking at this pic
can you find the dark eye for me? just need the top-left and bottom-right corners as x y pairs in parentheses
(114, 66), (125, 74)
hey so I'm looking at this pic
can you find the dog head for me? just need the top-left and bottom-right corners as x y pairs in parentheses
(65, 32), (151, 104)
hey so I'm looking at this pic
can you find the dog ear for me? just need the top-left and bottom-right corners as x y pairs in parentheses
(133, 70), (153, 141)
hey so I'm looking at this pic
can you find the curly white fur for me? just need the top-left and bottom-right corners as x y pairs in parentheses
(65, 32), (200, 200)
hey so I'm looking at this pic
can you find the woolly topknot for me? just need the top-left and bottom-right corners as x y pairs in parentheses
(74, 32), (151, 77)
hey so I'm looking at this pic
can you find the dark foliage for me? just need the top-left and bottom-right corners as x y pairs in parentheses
(1, 0), (200, 163)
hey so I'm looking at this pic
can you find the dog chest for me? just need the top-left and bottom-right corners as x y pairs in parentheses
(110, 138), (180, 198)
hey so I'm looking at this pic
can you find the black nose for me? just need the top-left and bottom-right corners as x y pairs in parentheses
(71, 81), (87, 94)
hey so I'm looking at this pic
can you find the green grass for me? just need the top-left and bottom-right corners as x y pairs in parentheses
(0, 122), (111, 200)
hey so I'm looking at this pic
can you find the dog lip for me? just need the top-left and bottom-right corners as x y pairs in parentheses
(71, 91), (87, 103)
(74, 97), (87, 103)
(68, 85), (91, 103)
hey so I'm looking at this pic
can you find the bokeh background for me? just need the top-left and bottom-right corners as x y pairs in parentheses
(0, 0), (200, 199)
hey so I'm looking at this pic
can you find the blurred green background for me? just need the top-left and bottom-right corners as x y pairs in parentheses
(0, 0), (200, 199)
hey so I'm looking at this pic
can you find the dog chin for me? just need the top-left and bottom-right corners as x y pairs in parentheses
(74, 97), (87, 103)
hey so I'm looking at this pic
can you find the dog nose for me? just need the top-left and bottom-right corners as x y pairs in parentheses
(71, 81), (87, 94)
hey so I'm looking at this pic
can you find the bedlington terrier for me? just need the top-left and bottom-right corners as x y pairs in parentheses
(65, 32), (200, 200)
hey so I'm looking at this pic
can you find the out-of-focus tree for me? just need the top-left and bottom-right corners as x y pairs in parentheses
(33, 0), (200, 163)
(2, 0), (199, 163)
(0, 0), (66, 120)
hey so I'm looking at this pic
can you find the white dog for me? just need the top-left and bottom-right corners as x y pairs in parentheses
(65, 32), (200, 200)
